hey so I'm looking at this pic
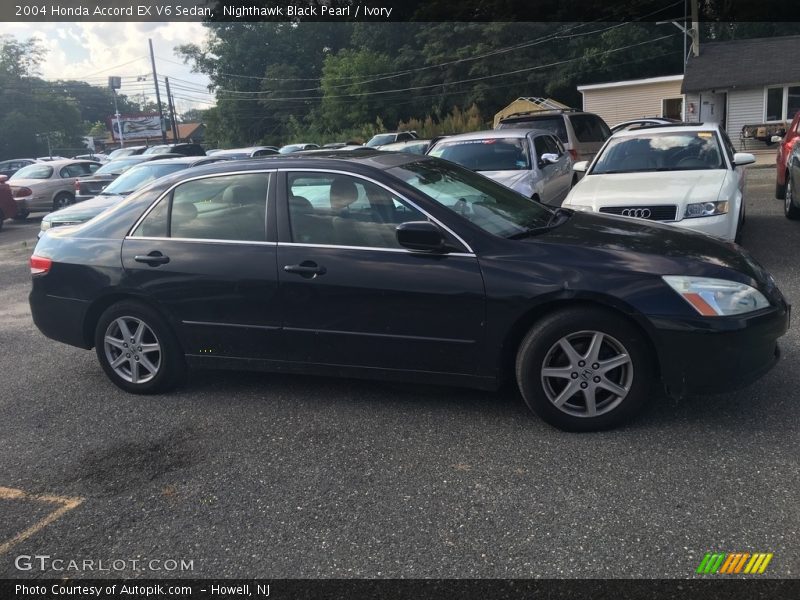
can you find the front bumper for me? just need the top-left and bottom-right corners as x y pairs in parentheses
(651, 303), (790, 397)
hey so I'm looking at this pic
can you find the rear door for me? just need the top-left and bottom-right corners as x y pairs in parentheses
(276, 169), (487, 376)
(121, 171), (282, 360)
(568, 114), (611, 162)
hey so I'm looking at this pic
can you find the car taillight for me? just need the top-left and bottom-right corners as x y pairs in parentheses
(30, 255), (52, 276)
(74, 180), (81, 192)
(13, 187), (32, 197)
(569, 149), (578, 161)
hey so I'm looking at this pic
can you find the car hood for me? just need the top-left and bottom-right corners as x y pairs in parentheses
(478, 170), (529, 188)
(45, 194), (124, 222)
(566, 170), (727, 207)
(524, 210), (777, 294)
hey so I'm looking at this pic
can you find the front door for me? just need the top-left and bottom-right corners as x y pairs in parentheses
(121, 171), (282, 360)
(276, 170), (486, 376)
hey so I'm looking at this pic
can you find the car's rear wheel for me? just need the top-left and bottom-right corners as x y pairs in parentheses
(13, 210), (28, 221)
(515, 307), (653, 431)
(94, 300), (186, 394)
(53, 192), (73, 211)
(784, 176), (800, 220)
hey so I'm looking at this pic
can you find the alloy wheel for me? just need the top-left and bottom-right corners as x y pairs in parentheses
(540, 330), (633, 418)
(103, 316), (162, 384)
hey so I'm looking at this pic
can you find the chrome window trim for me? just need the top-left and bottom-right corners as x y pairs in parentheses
(127, 169), (276, 238)
(126, 236), (277, 247)
(280, 167), (475, 254)
(278, 241), (475, 257)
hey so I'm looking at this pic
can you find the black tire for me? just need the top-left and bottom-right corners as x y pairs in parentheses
(94, 300), (186, 394)
(515, 307), (654, 432)
(734, 203), (745, 244)
(776, 180), (786, 200)
(13, 210), (28, 221)
(784, 175), (800, 220)
(0, 209), (4, 232)
(53, 192), (73, 211)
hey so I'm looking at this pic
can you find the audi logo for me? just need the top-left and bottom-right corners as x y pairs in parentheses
(620, 208), (652, 219)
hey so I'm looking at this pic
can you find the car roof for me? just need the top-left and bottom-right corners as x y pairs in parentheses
(136, 155), (222, 166)
(28, 159), (100, 167)
(138, 149), (428, 185)
(432, 129), (551, 142)
(611, 122), (719, 137)
(500, 110), (582, 120)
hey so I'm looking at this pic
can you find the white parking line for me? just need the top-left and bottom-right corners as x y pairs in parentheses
(0, 486), (83, 555)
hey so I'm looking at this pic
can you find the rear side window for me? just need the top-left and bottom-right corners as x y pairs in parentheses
(569, 114), (611, 143)
(132, 173), (270, 241)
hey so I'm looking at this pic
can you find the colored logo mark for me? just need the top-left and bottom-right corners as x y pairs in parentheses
(696, 552), (773, 574)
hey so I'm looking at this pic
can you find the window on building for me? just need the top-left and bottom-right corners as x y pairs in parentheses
(662, 97), (683, 120)
(766, 85), (800, 122)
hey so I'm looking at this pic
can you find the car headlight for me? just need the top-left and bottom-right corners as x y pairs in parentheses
(567, 204), (594, 212)
(684, 200), (728, 218)
(40, 220), (51, 232)
(662, 276), (770, 316)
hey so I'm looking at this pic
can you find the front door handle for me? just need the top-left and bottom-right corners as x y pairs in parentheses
(134, 251), (170, 266)
(283, 261), (326, 278)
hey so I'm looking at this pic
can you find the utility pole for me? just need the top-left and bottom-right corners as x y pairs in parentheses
(165, 77), (180, 142)
(149, 38), (167, 143)
(109, 76), (124, 149)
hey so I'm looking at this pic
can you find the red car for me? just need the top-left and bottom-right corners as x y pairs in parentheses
(0, 175), (18, 232)
(776, 111), (800, 199)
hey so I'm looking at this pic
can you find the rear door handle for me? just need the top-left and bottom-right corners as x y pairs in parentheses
(134, 251), (170, 266)
(283, 261), (326, 278)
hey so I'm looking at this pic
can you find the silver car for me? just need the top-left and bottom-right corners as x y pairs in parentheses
(427, 130), (574, 205)
(9, 159), (101, 217)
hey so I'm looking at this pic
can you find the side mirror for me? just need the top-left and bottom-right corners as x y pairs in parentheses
(733, 152), (756, 167)
(540, 153), (559, 165)
(573, 161), (589, 173)
(771, 135), (783, 143)
(396, 221), (447, 252)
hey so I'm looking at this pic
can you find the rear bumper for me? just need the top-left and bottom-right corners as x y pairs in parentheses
(29, 288), (92, 349)
(651, 303), (790, 397)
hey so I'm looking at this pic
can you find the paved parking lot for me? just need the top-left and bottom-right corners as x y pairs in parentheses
(0, 167), (798, 579)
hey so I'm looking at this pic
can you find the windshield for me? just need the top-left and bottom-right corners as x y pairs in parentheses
(102, 163), (187, 195)
(428, 138), (530, 171)
(366, 134), (397, 147)
(591, 131), (726, 174)
(142, 145), (170, 155)
(94, 158), (142, 175)
(389, 159), (553, 238)
(497, 116), (568, 143)
(11, 164), (53, 180)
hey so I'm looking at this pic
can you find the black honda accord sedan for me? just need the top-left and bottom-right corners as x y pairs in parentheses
(29, 150), (789, 431)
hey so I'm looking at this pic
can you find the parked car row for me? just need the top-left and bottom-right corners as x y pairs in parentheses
(29, 150), (789, 432)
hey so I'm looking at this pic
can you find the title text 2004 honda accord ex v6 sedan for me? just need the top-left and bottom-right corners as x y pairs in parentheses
(29, 150), (789, 431)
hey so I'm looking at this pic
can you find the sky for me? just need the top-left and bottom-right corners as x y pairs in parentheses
(4, 22), (215, 114)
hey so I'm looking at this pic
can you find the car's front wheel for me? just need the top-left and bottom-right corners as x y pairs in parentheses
(785, 176), (800, 220)
(94, 300), (186, 394)
(515, 307), (654, 431)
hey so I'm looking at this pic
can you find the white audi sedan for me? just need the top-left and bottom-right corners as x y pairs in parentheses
(562, 124), (755, 241)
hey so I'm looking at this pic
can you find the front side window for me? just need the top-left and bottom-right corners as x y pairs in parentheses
(287, 172), (426, 248)
(591, 131), (725, 174)
(429, 138), (530, 171)
(390, 159), (553, 239)
(132, 173), (270, 242)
